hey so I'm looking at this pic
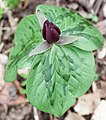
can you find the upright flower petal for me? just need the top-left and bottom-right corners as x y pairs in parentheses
(42, 20), (61, 44)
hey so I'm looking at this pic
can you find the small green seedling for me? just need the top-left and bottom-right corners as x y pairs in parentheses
(0, 0), (18, 19)
(4, 0), (18, 8)
(5, 4), (104, 117)
(88, 13), (99, 22)
(0, 8), (4, 19)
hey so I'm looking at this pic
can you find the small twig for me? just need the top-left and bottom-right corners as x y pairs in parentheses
(0, 42), (4, 52)
(18, 0), (21, 4)
(23, 0), (29, 9)
(50, 114), (54, 120)
(96, 20), (106, 35)
(56, 0), (60, 6)
(37, 110), (43, 120)
(14, 81), (23, 94)
(93, 0), (103, 15)
(71, 0), (91, 12)
(3, 48), (11, 54)
(33, 107), (40, 120)
(54, 116), (58, 120)
(2, 27), (11, 31)
(0, 20), (4, 42)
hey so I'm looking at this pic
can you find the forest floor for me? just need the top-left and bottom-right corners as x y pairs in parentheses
(0, 0), (106, 120)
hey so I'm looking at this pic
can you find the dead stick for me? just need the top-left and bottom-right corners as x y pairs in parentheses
(23, 0), (29, 9)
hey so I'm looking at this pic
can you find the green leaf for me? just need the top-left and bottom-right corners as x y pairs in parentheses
(0, 8), (4, 19)
(70, 27), (103, 51)
(92, 15), (98, 22)
(4, 14), (42, 82)
(4, 0), (18, 8)
(21, 80), (27, 86)
(4, 48), (17, 82)
(5, 4), (104, 117)
(36, 4), (104, 51)
(26, 44), (95, 117)
(20, 89), (27, 94)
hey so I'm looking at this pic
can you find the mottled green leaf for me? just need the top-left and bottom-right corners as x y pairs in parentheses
(36, 4), (104, 51)
(5, 14), (42, 82)
(5, 4), (104, 117)
(26, 44), (95, 117)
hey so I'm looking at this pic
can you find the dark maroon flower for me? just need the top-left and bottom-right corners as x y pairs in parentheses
(42, 20), (61, 44)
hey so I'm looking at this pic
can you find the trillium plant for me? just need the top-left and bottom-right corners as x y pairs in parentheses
(5, 4), (104, 117)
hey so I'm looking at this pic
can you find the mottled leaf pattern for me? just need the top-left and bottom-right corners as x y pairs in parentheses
(5, 4), (104, 117)
(26, 45), (95, 117)
(5, 15), (42, 82)
(36, 4), (104, 51)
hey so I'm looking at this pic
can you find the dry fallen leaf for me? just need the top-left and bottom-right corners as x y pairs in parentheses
(93, 0), (102, 15)
(0, 56), (27, 105)
(64, 111), (86, 120)
(78, 10), (88, 18)
(91, 100), (106, 120)
(0, 54), (8, 65)
(96, 20), (106, 35)
(54, 117), (59, 120)
(2, 10), (18, 41)
(18, 67), (30, 76)
(92, 81), (106, 98)
(7, 10), (18, 28)
(90, 0), (95, 7)
(0, 54), (8, 91)
(97, 47), (106, 59)
(45, 0), (56, 5)
(0, 64), (5, 91)
(103, 3), (106, 17)
(0, 83), (27, 105)
(74, 93), (100, 115)
(67, 3), (79, 10)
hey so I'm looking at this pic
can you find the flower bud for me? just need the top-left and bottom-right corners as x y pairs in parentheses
(42, 20), (61, 44)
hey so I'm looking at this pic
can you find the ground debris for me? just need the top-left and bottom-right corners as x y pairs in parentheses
(0, 103), (34, 120)
(96, 20), (106, 35)
(91, 100), (106, 120)
(97, 47), (106, 59)
(103, 3), (106, 17)
(74, 93), (100, 115)
(67, 2), (79, 10)
(64, 111), (86, 120)
(0, 82), (27, 105)
(0, 54), (8, 91)
(92, 81), (106, 98)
